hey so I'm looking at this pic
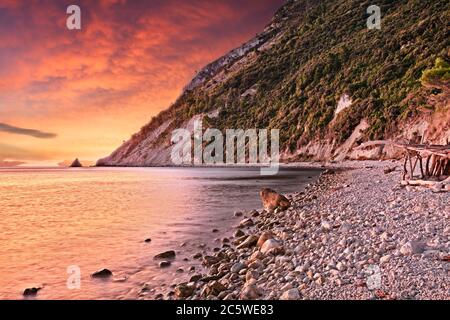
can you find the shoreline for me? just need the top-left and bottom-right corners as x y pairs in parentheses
(152, 160), (449, 300)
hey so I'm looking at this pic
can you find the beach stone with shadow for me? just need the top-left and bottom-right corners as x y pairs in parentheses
(91, 269), (113, 278)
(154, 250), (176, 260)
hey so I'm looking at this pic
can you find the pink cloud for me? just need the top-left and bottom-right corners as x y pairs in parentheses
(0, 0), (283, 162)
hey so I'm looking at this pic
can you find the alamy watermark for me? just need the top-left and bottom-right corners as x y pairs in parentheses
(367, 5), (381, 30)
(170, 119), (280, 175)
(365, 264), (382, 290)
(66, 5), (81, 30)
(67, 265), (81, 289)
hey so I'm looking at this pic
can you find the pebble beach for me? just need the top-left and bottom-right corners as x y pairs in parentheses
(153, 160), (449, 300)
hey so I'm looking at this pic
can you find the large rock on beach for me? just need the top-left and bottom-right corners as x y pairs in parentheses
(260, 239), (283, 254)
(91, 268), (113, 278)
(260, 188), (290, 211)
(154, 250), (176, 260)
(257, 231), (273, 248)
(175, 283), (195, 298)
(23, 287), (42, 296)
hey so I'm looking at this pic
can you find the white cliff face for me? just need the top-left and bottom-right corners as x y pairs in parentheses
(97, 120), (174, 166)
(334, 94), (352, 119)
(97, 114), (209, 166)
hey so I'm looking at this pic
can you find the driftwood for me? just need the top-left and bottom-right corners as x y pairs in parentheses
(394, 143), (450, 192)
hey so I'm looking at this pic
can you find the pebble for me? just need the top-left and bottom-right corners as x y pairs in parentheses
(380, 254), (391, 264)
(231, 262), (246, 273)
(159, 261), (171, 268)
(280, 288), (300, 300)
(260, 239), (282, 254)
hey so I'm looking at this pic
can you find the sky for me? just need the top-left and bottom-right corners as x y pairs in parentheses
(0, 0), (283, 166)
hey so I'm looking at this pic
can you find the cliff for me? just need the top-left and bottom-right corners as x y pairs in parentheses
(97, 0), (449, 166)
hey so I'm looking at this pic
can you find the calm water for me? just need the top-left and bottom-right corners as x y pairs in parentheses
(0, 166), (321, 300)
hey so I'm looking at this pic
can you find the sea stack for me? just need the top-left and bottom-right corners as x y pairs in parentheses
(70, 158), (83, 167)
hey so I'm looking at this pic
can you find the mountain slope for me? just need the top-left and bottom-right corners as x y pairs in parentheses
(97, 0), (450, 166)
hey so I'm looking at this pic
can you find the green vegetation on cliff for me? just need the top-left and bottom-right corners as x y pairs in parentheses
(135, 0), (450, 153)
(421, 57), (450, 85)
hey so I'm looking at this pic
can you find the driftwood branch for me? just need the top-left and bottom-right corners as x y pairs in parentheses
(393, 142), (450, 192)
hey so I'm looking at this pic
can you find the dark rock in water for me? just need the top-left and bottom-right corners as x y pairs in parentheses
(154, 250), (176, 260)
(212, 229), (219, 233)
(189, 274), (203, 282)
(193, 252), (202, 259)
(159, 261), (171, 268)
(174, 283), (194, 298)
(23, 287), (41, 296)
(91, 268), (113, 278)
(234, 229), (245, 237)
(144, 238), (152, 243)
(70, 158), (83, 167)
(202, 255), (221, 266)
(234, 211), (243, 217)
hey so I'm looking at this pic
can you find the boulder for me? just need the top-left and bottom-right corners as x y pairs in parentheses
(159, 261), (171, 268)
(257, 231), (273, 248)
(260, 188), (290, 211)
(202, 255), (221, 266)
(23, 287), (42, 296)
(189, 274), (203, 282)
(154, 250), (176, 260)
(193, 252), (202, 259)
(174, 283), (194, 298)
(280, 288), (300, 300)
(260, 239), (282, 254)
(234, 229), (245, 237)
(91, 269), (112, 278)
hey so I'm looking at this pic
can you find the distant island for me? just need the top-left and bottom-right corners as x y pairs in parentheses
(70, 158), (83, 167)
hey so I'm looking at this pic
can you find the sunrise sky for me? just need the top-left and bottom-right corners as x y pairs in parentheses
(0, 0), (283, 166)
